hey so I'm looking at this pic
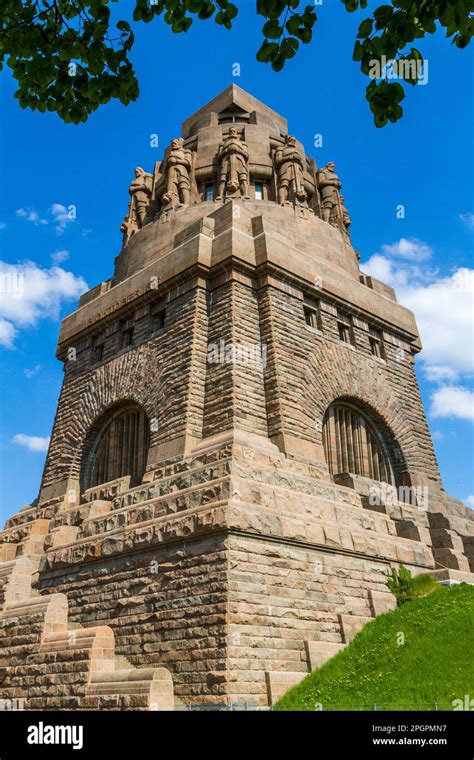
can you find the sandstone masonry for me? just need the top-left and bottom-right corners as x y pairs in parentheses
(1, 86), (473, 709)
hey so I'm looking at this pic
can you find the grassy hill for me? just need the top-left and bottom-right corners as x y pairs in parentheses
(274, 584), (474, 711)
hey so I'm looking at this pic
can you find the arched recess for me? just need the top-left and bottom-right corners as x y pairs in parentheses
(322, 397), (411, 489)
(80, 401), (150, 492)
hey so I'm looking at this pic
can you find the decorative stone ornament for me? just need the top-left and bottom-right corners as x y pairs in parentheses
(340, 195), (352, 242)
(216, 126), (250, 200)
(120, 166), (153, 245)
(317, 161), (343, 225)
(274, 135), (307, 206)
(160, 138), (193, 210)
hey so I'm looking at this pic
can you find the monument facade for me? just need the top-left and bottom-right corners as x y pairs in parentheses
(1, 85), (473, 710)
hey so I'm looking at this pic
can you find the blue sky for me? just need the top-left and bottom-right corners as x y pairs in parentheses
(0, 1), (473, 524)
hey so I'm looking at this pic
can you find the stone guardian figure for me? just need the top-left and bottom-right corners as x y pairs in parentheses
(161, 138), (193, 208)
(317, 162), (342, 224)
(274, 135), (307, 205)
(216, 127), (249, 200)
(340, 195), (352, 241)
(120, 166), (153, 244)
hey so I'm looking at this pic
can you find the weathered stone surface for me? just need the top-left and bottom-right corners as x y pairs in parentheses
(1, 85), (473, 711)
(305, 641), (345, 671)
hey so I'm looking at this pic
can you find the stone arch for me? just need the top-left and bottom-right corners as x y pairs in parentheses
(321, 395), (410, 488)
(80, 399), (150, 493)
(301, 347), (416, 483)
(40, 345), (161, 495)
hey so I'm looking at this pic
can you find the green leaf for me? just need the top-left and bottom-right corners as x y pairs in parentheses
(344, 0), (359, 12)
(357, 18), (373, 38)
(262, 19), (283, 39)
(281, 36), (299, 59)
(256, 39), (279, 62)
(374, 4), (393, 24)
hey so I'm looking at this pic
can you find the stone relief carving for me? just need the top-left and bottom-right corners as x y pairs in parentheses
(118, 135), (352, 247)
(120, 166), (153, 245)
(161, 138), (193, 209)
(274, 135), (307, 206)
(317, 161), (352, 241)
(216, 127), (249, 200)
(340, 195), (351, 241)
(317, 161), (342, 224)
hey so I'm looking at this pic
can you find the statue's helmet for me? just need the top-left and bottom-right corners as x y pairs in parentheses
(286, 135), (297, 146)
(171, 138), (182, 149)
(134, 166), (145, 176)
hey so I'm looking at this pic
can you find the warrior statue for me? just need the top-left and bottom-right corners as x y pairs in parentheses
(317, 162), (342, 224)
(161, 138), (193, 207)
(340, 195), (351, 240)
(120, 166), (153, 244)
(274, 135), (307, 205)
(216, 127), (249, 200)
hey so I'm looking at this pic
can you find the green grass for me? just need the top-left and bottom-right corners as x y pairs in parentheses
(274, 584), (474, 711)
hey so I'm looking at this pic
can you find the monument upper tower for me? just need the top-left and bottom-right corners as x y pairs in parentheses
(112, 83), (358, 285)
(1, 86), (473, 710)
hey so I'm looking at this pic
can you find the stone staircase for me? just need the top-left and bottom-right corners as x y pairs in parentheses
(265, 588), (396, 705)
(0, 548), (174, 710)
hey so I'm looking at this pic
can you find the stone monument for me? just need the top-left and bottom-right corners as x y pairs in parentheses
(1, 85), (473, 711)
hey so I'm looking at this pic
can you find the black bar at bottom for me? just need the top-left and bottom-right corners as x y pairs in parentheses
(0, 710), (472, 757)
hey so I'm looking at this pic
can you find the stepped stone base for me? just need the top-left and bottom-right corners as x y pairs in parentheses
(3, 87), (474, 712)
(2, 431), (473, 708)
(305, 641), (345, 671)
(0, 556), (174, 710)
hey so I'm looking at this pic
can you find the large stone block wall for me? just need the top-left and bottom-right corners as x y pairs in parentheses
(0, 556), (174, 710)
(33, 435), (437, 706)
(36, 535), (229, 704)
(259, 284), (443, 493)
(203, 279), (268, 438)
(2, 430), (473, 707)
(40, 284), (209, 498)
(226, 534), (393, 706)
(40, 266), (443, 503)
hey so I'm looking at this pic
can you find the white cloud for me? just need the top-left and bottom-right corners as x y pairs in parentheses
(51, 249), (70, 265)
(362, 254), (397, 285)
(12, 433), (50, 452)
(380, 237), (433, 262)
(464, 495), (474, 508)
(16, 205), (77, 235)
(423, 366), (459, 383)
(0, 260), (87, 348)
(0, 318), (16, 349)
(460, 212), (474, 230)
(362, 245), (473, 382)
(24, 364), (41, 379)
(51, 203), (76, 235)
(16, 208), (48, 226)
(432, 430), (444, 441)
(430, 386), (474, 422)
(362, 240), (474, 427)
